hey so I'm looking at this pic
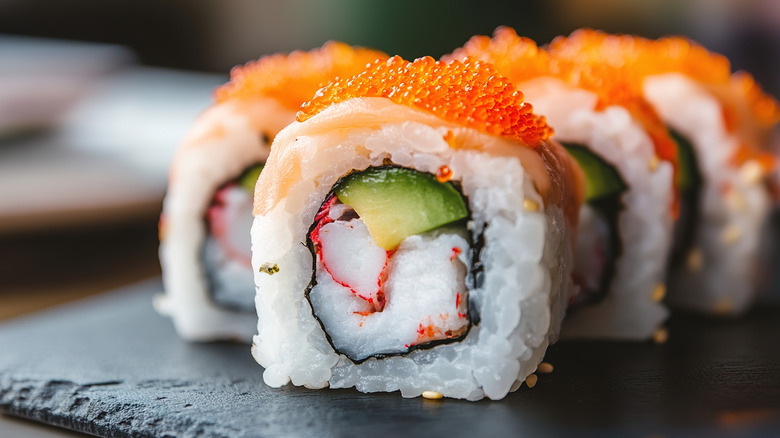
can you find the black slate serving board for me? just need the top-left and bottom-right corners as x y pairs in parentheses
(2, 280), (780, 437)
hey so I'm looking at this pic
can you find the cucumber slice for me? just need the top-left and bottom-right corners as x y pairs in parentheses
(334, 167), (468, 250)
(563, 144), (627, 201)
(238, 163), (264, 193)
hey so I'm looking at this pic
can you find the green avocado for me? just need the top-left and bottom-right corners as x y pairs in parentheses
(239, 163), (264, 193)
(669, 128), (701, 192)
(563, 143), (627, 201)
(334, 167), (468, 250)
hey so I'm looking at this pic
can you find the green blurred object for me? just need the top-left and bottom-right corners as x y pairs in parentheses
(239, 163), (264, 194)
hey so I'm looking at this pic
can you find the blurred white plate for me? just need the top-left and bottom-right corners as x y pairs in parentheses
(0, 35), (134, 137)
(0, 65), (225, 233)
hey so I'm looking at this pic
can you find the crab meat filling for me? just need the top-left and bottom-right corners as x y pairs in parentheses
(308, 200), (470, 362)
(572, 203), (616, 305)
(202, 164), (262, 312)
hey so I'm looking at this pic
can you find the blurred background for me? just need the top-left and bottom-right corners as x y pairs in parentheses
(1, 0), (779, 320)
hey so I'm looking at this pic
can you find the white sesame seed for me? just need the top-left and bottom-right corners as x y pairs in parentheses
(536, 362), (554, 374)
(422, 391), (443, 400)
(653, 328), (669, 344)
(648, 155), (660, 172)
(652, 284), (667, 303)
(739, 160), (764, 185)
(523, 198), (540, 212)
(525, 374), (538, 388)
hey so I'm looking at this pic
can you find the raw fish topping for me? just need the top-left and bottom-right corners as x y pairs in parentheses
(214, 42), (387, 109)
(297, 56), (553, 145)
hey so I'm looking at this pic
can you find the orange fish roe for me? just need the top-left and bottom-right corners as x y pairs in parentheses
(729, 71), (780, 129)
(620, 32), (778, 129)
(547, 30), (679, 174)
(447, 28), (678, 169)
(551, 29), (779, 128)
(435, 165), (453, 183)
(637, 35), (779, 132)
(547, 29), (731, 85)
(550, 29), (779, 172)
(214, 42), (387, 110)
(442, 26), (551, 84)
(297, 56), (553, 145)
(448, 27), (679, 214)
(644, 35), (731, 84)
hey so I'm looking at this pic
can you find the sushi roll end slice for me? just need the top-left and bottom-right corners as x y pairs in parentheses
(250, 56), (584, 400)
(157, 43), (387, 341)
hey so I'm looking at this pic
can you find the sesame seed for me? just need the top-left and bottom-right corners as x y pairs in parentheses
(523, 198), (540, 212)
(525, 374), (538, 388)
(653, 328), (669, 344)
(422, 391), (443, 400)
(259, 263), (280, 275)
(523, 198), (541, 211)
(720, 224), (742, 245)
(648, 155), (660, 172)
(686, 248), (703, 272)
(652, 284), (666, 302)
(536, 362), (554, 374)
(739, 160), (764, 185)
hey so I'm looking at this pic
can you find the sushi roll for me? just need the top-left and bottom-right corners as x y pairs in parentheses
(156, 43), (386, 342)
(446, 27), (679, 340)
(250, 56), (584, 400)
(617, 32), (779, 314)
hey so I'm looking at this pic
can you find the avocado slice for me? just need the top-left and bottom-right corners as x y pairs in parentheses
(669, 128), (701, 192)
(667, 127), (703, 266)
(334, 167), (468, 250)
(562, 144), (627, 308)
(563, 143), (627, 201)
(238, 163), (264, 193)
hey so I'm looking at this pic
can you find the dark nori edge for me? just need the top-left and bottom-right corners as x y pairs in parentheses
(303, 164), (481, 364)
(667, 128), (703, 271)
(201, 161), (265, 314)
(562, 143), (627, 309)
(571, 195), (625, 308)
